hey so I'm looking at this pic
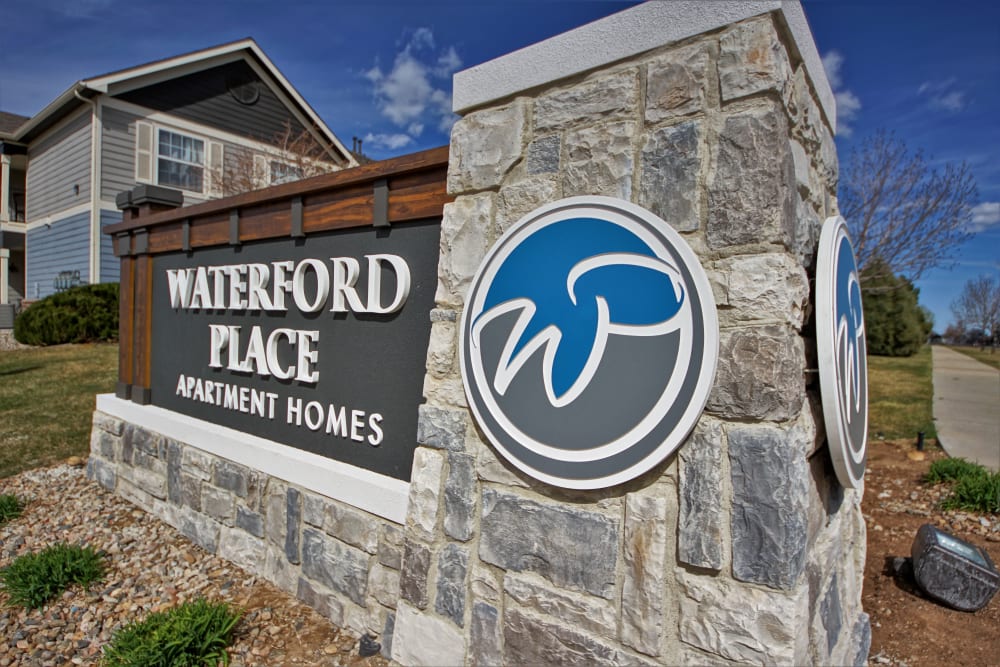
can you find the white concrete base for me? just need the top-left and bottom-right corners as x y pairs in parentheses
(96, 394), (410, 523)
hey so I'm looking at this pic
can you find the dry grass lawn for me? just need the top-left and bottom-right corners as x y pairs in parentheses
(947, 345), (1000, 371)
(867, 345), (936, 442)
(0, 343), (117, 478)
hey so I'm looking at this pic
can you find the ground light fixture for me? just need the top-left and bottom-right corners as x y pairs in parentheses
(911, 523), (999, 612)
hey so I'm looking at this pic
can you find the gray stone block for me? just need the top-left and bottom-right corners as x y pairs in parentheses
(87, 457), (116, 491)
(729, 425), (808, 589)
(435, 544), (468, 627)
(503, 574), (616, 640)
(645, 42), (710, 121)
(90, 428), (118, 460)
(448, 101), (527, 193)
(470, 601), (501, 667)
(562, 121), (635, 200)
(640, 121), (701, 232)
(527, 135), (561, 174)
(264, 483), (287, 547)
(504, 607), (650, 667)
(179, 474), (201, 512)
(435, 194), (494, 308)
(381, 612), (395, 660)
(417, 405), (468, 452)
(301, 527), (369, 606)
(707, 104), (794, 249)
(444, 453), (476, 542)
(179, 511), (220, 553)
(213, 460), (249, 497)
(285, 487), (301, 564)
(166, 440), (182, 505)
(407, 448), (444, 540)
(534, 69), (637, 133)
(218, 526), (267, 573)
(400, 540), (431, 609)
(850, 612), (871, 667)
(718, 16), (792, 102)
(707, 326), (805, 422)
(378, 523), (404, 570)
(622, 491), (668, 656)
(479, 489), (618, 598)
(201, 485), (235, 525)
(296, 577), (345, 626)
(368, 562), (401, 609)
(93, 411), (124, 436)
(301, 492), (326, 527)
(323, 501), (378, 554)
(235, 505), (265, 538)
(679, 420), (725, 570)
(821, 574), (842, 656)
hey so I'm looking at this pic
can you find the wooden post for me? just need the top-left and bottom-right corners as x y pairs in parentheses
(114, 185), (183, 404)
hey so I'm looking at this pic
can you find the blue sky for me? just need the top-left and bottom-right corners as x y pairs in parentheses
(0, 0), (996, 330)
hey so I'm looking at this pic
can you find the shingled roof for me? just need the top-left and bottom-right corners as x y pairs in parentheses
(0, 111), (29, 137)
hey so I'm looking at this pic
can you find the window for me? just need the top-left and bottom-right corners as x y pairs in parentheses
(270, 160), (303, 186)
(158, 130), (205, 192)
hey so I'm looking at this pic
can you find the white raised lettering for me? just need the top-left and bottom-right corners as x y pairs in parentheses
(293, 259), (330, 313)
(166, 269), (194, 308)
(294, 330), (320, 383)
(368, 413), (384, 446)
(326, 404), (348, 437)
(330, 257), (366, 312)
(365, 254), (411, 314)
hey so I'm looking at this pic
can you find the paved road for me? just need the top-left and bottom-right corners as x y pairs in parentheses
(932, 346), (1000, 472)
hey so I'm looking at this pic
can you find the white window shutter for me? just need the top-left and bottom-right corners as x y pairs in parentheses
(207, 141), (224, 197)
(135, 121), (153, 183)
(253, 154), (268, 189)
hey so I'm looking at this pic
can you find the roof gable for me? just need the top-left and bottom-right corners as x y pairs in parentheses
(115, 60), (310, 148)
(12, 39), (353, 166)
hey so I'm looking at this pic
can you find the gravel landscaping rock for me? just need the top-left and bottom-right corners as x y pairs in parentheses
(0, 463), (389, 666)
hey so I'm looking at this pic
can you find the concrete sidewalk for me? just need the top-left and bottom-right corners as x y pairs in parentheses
(932, 346), (1000, 471)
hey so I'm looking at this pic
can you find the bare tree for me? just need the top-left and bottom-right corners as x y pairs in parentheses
(838, 129), (978, 286)
(951, 275), (1000, 348)
(216, 121), (340, 197)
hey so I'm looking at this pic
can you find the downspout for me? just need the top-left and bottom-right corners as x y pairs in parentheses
(74, 87), (102, 285)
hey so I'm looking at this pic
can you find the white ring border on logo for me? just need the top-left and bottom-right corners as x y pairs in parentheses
(816, 215), (868, 489)
(459, 196), (719, 490)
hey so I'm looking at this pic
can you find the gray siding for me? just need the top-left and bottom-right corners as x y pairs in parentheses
(101, 107), (137, 201)
(100, 209), (121, 284)
(26, 211), (89, 300)
(117, 60), (313, 146)
(26, 111), (92, 221)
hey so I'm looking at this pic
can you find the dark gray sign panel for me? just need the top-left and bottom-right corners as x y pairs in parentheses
(150, 220), (440, 481)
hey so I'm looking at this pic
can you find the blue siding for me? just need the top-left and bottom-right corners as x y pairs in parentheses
(26, 212), (90, 300)
(100, 209), (122, 284)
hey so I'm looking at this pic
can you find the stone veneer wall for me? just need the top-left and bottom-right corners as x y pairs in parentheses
(87, 9), (872, 667)
(397, 11), (869, 667)
(87, 414), (404, 659)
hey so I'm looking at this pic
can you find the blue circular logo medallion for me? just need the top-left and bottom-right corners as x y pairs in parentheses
(817, 216), (868, 488)
(460, 197), (718, 489)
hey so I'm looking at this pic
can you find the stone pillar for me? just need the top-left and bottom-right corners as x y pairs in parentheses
(395, 2), (868, 665)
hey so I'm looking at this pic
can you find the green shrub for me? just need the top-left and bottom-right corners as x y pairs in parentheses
(0, 494), (22, 524)
(941, 472), (1000, 514)
(925, 457), (989, 484)
(14, 283), (119, 346)
(0, 543), (105, 608)
(102, 598), (243, 667)
(926, 457), (1000, 514)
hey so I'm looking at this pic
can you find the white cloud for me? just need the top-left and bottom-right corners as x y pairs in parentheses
(821, 50), (844, 89)
(918, 79), (967, 112)
(366, 28), (461, 149)
(969, 201), (1000, 233)
(363, 132), (415, 151)
(821, 50), (861, 136)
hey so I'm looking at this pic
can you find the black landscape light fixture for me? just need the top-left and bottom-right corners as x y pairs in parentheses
(911, 524), (999, 612)
(916, 431), (925, 451)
